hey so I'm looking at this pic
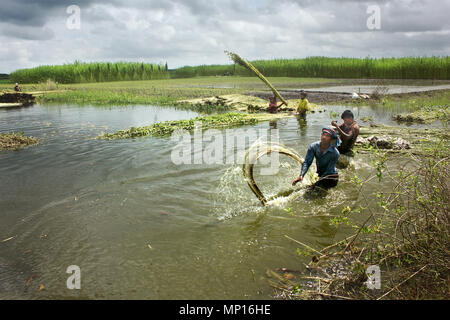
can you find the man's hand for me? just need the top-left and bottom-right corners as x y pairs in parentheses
(331, 120), (338, 127)
(292, 176), (303, 186)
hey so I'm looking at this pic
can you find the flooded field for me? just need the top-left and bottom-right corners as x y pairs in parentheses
(0, 100), (422, 299)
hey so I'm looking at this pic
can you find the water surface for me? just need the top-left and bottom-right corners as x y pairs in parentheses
(0, 103), (415, 299)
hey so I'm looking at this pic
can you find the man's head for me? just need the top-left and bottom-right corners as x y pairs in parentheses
(300, 91), (307, 99)
(321, 131), (332, 144)
(15, 83), (18, 86)
(321, 127), (338, 145)
(341, 110), (354, 125)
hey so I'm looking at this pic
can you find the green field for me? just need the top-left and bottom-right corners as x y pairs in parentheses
(0, 76), (341, 107)
(7, 56), (450, 86)
(1, 76), (449, 123)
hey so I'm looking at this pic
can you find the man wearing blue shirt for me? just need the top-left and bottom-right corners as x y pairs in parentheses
(292, 127), (341, 189)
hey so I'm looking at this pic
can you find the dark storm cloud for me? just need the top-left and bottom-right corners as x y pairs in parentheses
(0, 24), (55, 40)
(0, 0), (103, 26)
(0, 0), (449, 73)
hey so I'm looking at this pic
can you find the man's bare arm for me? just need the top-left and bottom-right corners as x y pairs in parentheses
(331, 122), (353, 139)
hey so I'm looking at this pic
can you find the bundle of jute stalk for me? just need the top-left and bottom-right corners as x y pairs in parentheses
(243, 140), (304, 206)
(225, 51), (288, 107)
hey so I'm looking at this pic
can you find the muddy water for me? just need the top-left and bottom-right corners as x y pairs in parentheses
(0, 103), (413, 299)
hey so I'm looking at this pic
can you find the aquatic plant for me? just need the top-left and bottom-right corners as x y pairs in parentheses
(273, 138), (449, 300)
(0, 132), (39, 150)
(98, 112), (260, 139)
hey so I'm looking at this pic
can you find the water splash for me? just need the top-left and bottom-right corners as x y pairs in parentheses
(212, 140), (365, 220)
(212, 140), (310, 220)
(211, 165), (265, 221)
(242, 140), (304, 205)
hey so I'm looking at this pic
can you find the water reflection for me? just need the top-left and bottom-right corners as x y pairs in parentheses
(295, 114), (307, 136)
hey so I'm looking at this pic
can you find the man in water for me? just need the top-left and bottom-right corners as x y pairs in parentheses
(292, 127), (341, 189)
(296, 90), (309, 117)
(268, 95), (279, 113)
(14, 83), (22, 92)
(331, 110), (360, 156)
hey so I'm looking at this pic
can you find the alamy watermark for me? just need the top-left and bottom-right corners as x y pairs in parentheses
(366, 5), (381, 30)
(366, 265), (381, 289)
(66, 5), (81, 30)
(66, 265), (81, 289)
(170, 123), (281, 175)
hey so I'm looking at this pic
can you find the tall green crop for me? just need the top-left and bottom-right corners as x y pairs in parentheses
(10, 61), (170, 84)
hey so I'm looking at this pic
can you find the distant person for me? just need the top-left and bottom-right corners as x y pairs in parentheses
(292, 127), (341, 190)
(268, 95), (279, 113)
(296, 91), (309, 117)
(14, 83), (22, 92)
(332, 110), (360, 156)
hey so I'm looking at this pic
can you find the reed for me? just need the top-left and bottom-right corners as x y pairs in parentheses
(171, 56), (450, 80)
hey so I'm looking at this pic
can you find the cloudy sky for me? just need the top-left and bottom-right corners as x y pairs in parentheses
(1, 0), (449, 73)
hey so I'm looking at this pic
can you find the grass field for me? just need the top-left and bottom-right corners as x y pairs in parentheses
(8, 56), (449, 86)
(1, 77), (449, 122)
(0, 76), (343, 107)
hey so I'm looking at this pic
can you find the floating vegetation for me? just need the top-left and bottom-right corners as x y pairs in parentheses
(0, 132), (39, 151)
(360, 116), (374, 123)
(179, 94), (301, 113)
(98, 112), (268, 140)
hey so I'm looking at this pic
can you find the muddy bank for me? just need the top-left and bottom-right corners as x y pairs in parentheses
(393, 105), (449, 124)
(354, 123), (449, 154)
(246, 87), (450, 105)
(245, 90), (353, 105)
